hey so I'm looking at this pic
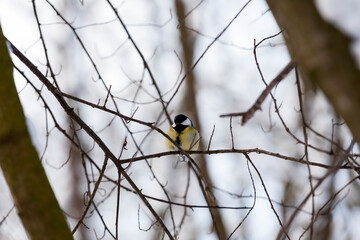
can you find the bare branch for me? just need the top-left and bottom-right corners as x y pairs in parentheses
(220, 61), (296, 125)
(8, 40), (175, 240)
(276, 141), (356, 240)
(245, 153), (291, 240)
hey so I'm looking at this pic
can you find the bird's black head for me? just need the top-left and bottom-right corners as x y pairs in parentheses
(173, 114), (192, 133)
(174, 114), (190, 125)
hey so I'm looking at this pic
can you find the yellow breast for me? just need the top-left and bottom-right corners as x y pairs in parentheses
(166, 126), (200, 151)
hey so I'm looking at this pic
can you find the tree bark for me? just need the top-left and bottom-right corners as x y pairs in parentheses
(266, 0), (360, 143)
(265, 0), (360, 239)
(0, 25), (73, 240)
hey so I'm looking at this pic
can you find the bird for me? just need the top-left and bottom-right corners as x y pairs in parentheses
(166, 114), (200, 151)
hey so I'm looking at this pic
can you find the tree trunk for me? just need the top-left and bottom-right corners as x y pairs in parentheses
(265, 0), (360, 238)
(0, 25), (73, 240)
(266, 0), (360, 143)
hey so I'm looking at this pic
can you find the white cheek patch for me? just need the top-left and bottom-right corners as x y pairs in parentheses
(182, 118), (192, 126)
(172, 123), (176, 128)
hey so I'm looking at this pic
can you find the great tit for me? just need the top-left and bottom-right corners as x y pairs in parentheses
(166, 114), (200, 151)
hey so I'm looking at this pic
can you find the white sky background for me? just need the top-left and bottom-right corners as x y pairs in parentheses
(1, 0), (360, 239)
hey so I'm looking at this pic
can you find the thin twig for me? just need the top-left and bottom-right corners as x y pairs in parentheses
(230, 116), (235, 149)
(167, 0), (253, 109)
(276, 141), (355, 240)
(0, 206), (15, 226)
(295, 67), (315, 239)
(105, 0), (172, 124)
(220, 61), (296, 125)
(115, 155), (122, 239)
(299, 176), (359, 238)
(8, 40), (175, 240)
(72, 157), (109, 234)
(245, 153), (291, 240)
(207, 125), (216, 151)
(227, 157), (257, 239)
(103, 85), (112, 108)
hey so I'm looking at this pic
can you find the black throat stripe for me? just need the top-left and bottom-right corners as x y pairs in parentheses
(174, 124), (187, 133)
(176, 135), (181, 145)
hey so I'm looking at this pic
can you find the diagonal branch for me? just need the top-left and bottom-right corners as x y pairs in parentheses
(265, 0), (360, 143)
(220, 61), (296, 125)
(71, 157), (108, 234)
(245, 153), (291, 240)
(8, 40), (175, 240)
(276, 141), (355, 240)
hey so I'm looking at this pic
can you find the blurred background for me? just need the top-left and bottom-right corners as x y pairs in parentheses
(1, 0), (360, 239)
